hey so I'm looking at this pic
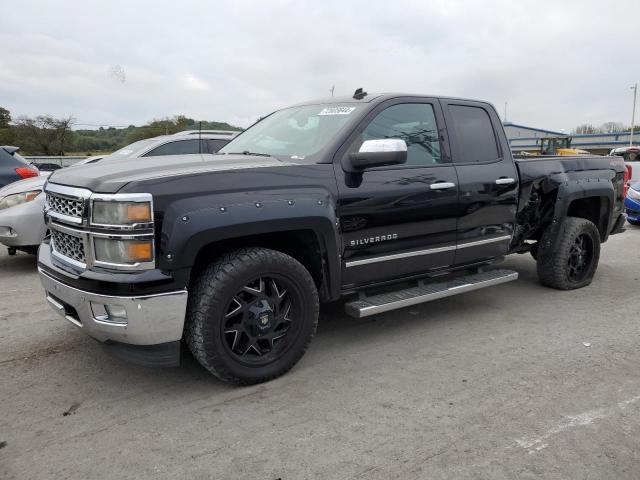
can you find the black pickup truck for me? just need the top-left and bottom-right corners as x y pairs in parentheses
(38, 91), (628, 384)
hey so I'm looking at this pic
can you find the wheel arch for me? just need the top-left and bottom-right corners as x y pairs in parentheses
(160, 194), (342, 301)
(551, 180), (615, 241)
(188, 228), (335, 301)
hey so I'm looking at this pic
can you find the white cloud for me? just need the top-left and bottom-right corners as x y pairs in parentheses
(0, 0), (638, 131)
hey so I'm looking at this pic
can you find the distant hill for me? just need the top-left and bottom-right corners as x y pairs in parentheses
(0, 106), (244, 155)
(73, 116), (243, 154)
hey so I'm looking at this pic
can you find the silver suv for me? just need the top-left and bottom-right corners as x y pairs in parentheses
(103, 130), (239, 161)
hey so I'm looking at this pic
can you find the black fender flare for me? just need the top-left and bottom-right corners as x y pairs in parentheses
(543, 177), (615, 251)
(159, 190), (342, 299)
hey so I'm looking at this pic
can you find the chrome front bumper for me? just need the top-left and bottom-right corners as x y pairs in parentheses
(39, 268), (188, 346)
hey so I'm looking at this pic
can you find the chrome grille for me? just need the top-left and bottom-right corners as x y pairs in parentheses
(47, 193), (84, 219)
(51, 230), (86, 265)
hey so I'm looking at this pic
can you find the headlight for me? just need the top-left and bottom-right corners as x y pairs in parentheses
(0, 190), (41, 211)
(627, 187), (640, 201)
(92, 200), (152, 225)
(94, 238), (154, 265)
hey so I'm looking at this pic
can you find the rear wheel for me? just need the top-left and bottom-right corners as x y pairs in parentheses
(536, 217), (600, 290)
(185, 247), (319, 385)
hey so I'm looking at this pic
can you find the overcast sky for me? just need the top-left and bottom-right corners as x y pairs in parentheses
(1, 0), (638, 131)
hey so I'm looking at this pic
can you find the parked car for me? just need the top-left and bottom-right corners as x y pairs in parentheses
(35, 163), (64, 174)
(0, 146), (39, 189)
(624, 182), (640, 225)
(609, 145), (639, 183)
(37, 92), (627, 385)
(0, 132), (235, 255)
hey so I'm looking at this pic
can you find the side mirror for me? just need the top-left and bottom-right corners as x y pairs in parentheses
(345, 139), (408, 172)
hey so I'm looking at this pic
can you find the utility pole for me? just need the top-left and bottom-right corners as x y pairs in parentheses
(631, 83), (637, 146)
(504, 101), (508, 122)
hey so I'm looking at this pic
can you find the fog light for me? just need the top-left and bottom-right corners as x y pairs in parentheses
(0, 226), (15, 237)
(105, 304), (128, 320)
(91, 302), (128, 324)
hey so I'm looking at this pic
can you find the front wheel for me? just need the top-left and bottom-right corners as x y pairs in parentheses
(536, 217), (601, 290)
(628, 219), (640, 226)
(185, 247), (319, 385)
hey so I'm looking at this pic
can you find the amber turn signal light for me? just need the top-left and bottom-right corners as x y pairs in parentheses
(125, 241), (153, 262)
(126, 203), (152, 222)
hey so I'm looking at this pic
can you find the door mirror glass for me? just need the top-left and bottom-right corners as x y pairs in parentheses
(346, 139), (408, 171)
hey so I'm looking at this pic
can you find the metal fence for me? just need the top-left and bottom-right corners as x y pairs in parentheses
(24, 156), (88, 167)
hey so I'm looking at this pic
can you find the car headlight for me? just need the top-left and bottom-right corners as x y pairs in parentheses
(627, 187), (640, 201)
(91, 199), (153, 226)
(0, 190), (41, 211)
(93, 238), (154, 265)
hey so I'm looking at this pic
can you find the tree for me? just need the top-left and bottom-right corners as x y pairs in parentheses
(600, 121), (625, 134)
(0, 107), (13, 145)
(573, 124), (600, 134)
(12, 115), (76, 155)
(124, 115), (192, 143)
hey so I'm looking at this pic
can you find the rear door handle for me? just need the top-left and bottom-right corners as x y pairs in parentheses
(430, 182), (456, 190)
(495, 177), (515, 185)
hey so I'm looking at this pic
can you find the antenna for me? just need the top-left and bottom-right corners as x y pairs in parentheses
(353, 88), (367, 100)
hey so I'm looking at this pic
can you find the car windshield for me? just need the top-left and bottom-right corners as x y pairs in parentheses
(101, 138), (157, 161)
(219, 104), (363, 160)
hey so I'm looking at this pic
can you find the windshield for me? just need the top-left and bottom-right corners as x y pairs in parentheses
(101, 138), (157, 161)
(219, 104), (363, 160)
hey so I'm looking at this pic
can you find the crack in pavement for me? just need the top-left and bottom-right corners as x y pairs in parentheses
(515, 393), (640, 453)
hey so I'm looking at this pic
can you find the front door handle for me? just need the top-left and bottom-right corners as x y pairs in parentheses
(495, 177), (516, 185)
(430, 182), (456, 190)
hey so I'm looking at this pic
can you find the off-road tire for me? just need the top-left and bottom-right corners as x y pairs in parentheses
(536, 217), (600, 290)
(185, 247), (319, 385)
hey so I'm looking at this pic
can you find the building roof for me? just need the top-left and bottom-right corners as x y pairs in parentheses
(502, 122), (565, 136)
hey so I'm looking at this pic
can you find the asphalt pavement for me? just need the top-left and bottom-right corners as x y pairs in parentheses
(2, 228), (640, 479)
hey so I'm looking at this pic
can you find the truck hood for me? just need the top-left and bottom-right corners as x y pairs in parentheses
(46, 153), (296, 193)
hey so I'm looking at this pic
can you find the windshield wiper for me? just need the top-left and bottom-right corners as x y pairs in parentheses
(227, 151), (272, 157)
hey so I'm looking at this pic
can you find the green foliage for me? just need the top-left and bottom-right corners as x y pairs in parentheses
(573, 122), (640, 135)
(12, 115), (76, 155)
(0, 107), (13, 145)
(0, 107), (243, 155)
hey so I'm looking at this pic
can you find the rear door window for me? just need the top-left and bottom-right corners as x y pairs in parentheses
(448, 105), (500, 163)
(143, 139), (202, 156)
(206, 139), (229, 153)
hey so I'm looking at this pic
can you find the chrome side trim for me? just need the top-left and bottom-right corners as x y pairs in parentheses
(344, 235), (512, 268)
(345, 244), (456, 268)
(456, 235), (512, 250)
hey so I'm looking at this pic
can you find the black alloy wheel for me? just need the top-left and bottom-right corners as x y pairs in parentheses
(566, 233), (594, 283)
(222, 275), (298, 366)
(186, 247), (319, 385)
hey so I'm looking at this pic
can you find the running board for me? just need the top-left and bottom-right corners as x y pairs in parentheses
(344, 269), (518, 318)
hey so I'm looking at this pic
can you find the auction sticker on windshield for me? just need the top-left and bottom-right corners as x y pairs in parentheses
(318, 106), (356, 116)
